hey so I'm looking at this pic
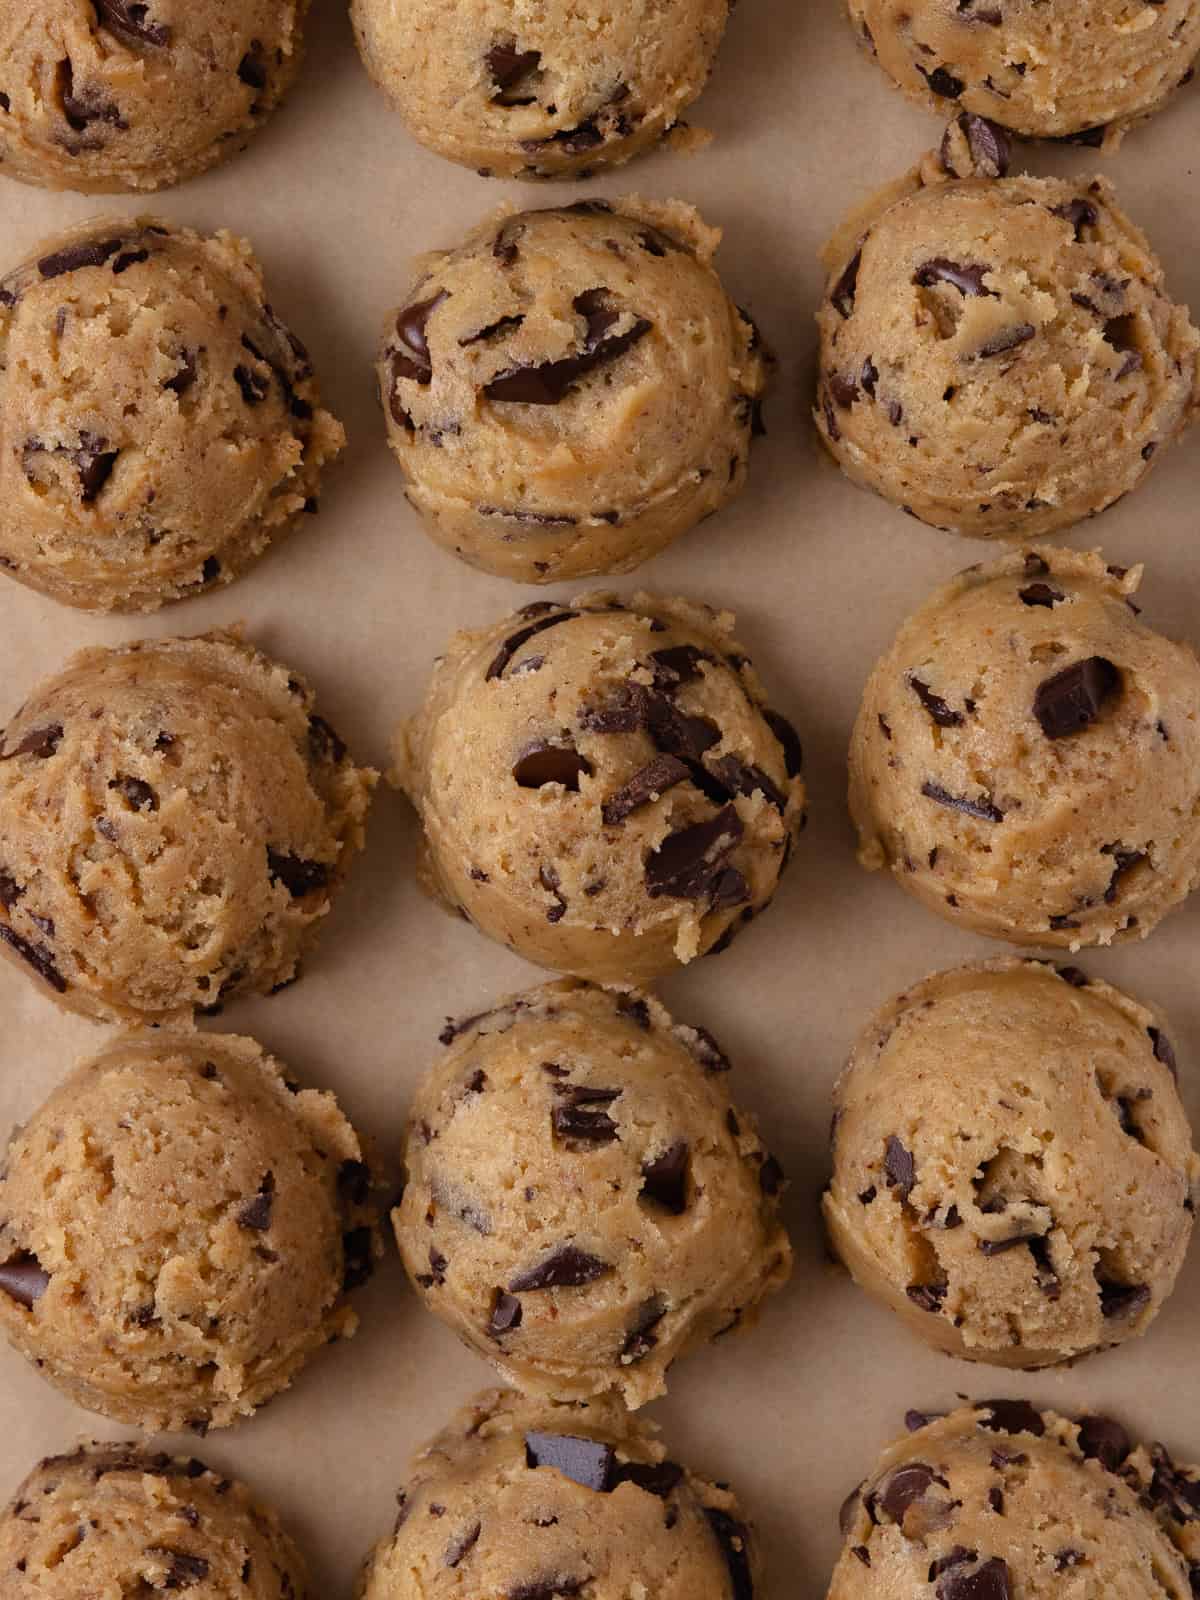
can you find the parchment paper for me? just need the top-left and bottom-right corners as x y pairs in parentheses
(1, 2), (1198, 1592)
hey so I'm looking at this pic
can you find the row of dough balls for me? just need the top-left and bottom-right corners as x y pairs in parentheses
(1, 1), (1197, 193)
(0, 964), (1194, 1435)
(1, 130), (1198, 614)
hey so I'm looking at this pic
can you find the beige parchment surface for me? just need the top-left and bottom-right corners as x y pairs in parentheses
(0, 2), (1198, 1593)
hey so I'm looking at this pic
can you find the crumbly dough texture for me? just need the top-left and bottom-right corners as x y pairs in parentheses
(848, 0), (1200, 147)
(823, 959), (1199, 1369)
(350, 0), (730, 179)
(831, 1403), (1200, 1599)
(0, 217), (344, 612)
(0, 628), (375, 1023)
(393, 592), (806, 984)
(0, 0), (308, 192)
(395, 979), (792, 1407)
(0, 1443), (312, 1597)
(849, 547), (1200, 948)
(815, 141), (1200, 540)
(0, 1032), (382, 1431)
(378, 198), (768, 585)
(358, 1387), (762, 1600)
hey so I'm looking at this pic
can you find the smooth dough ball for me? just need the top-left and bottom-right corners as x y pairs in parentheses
(0, 1442), (312, 1596)
(0, 217), (344, 612)
(377, 199), (767, 585)
(848, 0), (1200, 147)
(0, 629), (375, 1023)
(0, 0), (308, 193)
(393, 593), (806, 984)
(350, 0), (730, 180)
(849, 548), (1200, 948)
(395, 979), (792, 1407)
(823, 959), (1199, 1369)
(0, 1032), (382, 1430)
(815, 149), (1200, 540)
(831, 1403), (1200, 1600)
(358, 1387), (762, 1600)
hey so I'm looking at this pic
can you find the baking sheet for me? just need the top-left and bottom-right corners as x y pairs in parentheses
(1, 0), (1199, 1592)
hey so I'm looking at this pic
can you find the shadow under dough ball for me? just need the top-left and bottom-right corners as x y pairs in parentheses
(378, 198), (768, 585)
(0, 629), (375, 1023)
(823, 959), (1199, 1370)
(0, 1442), (313, 1595)
(849, 547), (1200, 947)
(350, 0), (731, 178)
(831, 1404), (1200, 1599)
(815, 136), (1200, 540)
(0, 1032), (381, 1431)
(392, 593), (806, 984)
(847, 0), (1200, 147)
(359, 1388), (761, 1600)
(0, 0), (310, 192)
(395, 979), (792, 1407)
(0, 217), (344, 612)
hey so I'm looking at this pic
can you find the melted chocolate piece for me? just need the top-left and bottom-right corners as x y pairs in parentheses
(236, 1174), (275, 1232)
(95, 0), (171, 46)
(1076, 1414), (1131, 1472)
(914, 259), (993, 297)
(391, 290), (450, 384)
(76, 434), (119, 501)
(601, 755), (690, 826)
(910, 677), (965, 727)
(704, 1509), (755, 1600)
(976, 1400), (1044, 1437)
(486, 609), (578, 679)
(831, 249), (862, 319)
(1019, 583), (1064, 608)
(508, 1245), (610, 1292)
(525, 1431), (615, 1491)
(513, 741), (592, 791)
(266, 850), (329, 898)
(645, 805), (744, 902)
(485, 292), (652, 404)
(1033, 657), (1120, 739)
(38, 238), (123, 279)
(640, 1142), (689, 1214)
(884, 1135), (916, 1198)
(1097, 1277), (1151, 1319)
(488, 1289), (523, 1337)
(875, 1463), (948, 1522)
(0, 926), (67, 992)
(0, 1252), (51, 1309)
(1, 724), (63, 760)
(921, 782), (1005, 824)
(487, 42), (541, 98)
(941, 113), (1010, 178)
(552, 1086), (620, 1144)
(108, 775), (157, 812)
(621, 1296), (667, 1361)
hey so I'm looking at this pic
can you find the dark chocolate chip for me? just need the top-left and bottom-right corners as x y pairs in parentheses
(1149, 1028), (1178, 1080)
(513, 740), (592, 791)
(907, 1283), (947, 1313)
(831, 249), (862, 318)
(341, 1228), (375, 1293)
(266, 850), (329, 899)
(485, 289), (651, 405)
(76, 435), (119, 501)
(978, 1233), (1039, 1256)
(487, 42), (541, 96)
(1104, 315), (1143, 379)
(233, 364), (269, 405)
(146, 1550), (209, 1588)
(337, 1160), (371, 1209)
(615, 992), (651, 1029)
(1076, 1414), (1131, 1471)
(708, 755), (788, 813)
(905, 1410), (945, 1432)
(509, 1578), (585, 1600)
(884, 1135), (916, 1198)
(918, 63), (965, 97)
(237, 43), (268, 89)
(552, 1087), (620, 1145)
(621, 1296), (667, 1361)
(941, 112), (1010, 177)
(974, 324), (1036, 359)
(1019, 583), (1064, 607)
(1057, 966), (1090, 988)
(488, 1289), (523, 1337)
(1096, 1277), (1151, 1319)
(640, 1142), (689, 1215)
(108, 775), (157, 812)
(391, 290), (450, 385)
(976, 1400), (1044, 1437)
(1033, 657), (1120, 739)
(0, 926), (67, 992)
(921, 782), (1005, 823)
(614, 1459), (684, 1497)
(445, 1521), (481, 1568)
(704, 1508), (754, 1600)
(0, 1253), (50, 1309)
(645, 805), (744, 902)
(1051, 199), (1099, 240)
(236, 1174), (275, 1232)
(163, 349), (198, 395)
(1, 724), (63, 760)
(914, 259), (994, 297)
(525, 1431), (615, 1491)
(936, 1557), (1011, 1600)
(112, 248), (149, 274)
(930, 1547), (977, 1581)
(486, 609), (578, 680)
(648, 644), (712, 690)
(910, 677), (965, 727)
(509, 1245), (610, 1292)
(875, 1463), (948, 1522)
(38, 237), (122, 279)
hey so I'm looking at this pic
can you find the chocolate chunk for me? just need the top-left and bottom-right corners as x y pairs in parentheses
(233, 363), (269, 405)
(1102, 844), (1146, 904)
(1076, 1414), (1131, 1471)
(615, 992), (651, 1029)
(1054, 1550), (1083, 1572)
(94, 2), (171, 47)
(337, 1159), (371, 1209)
(921, 782), (1005, 823)
(0, 873), (20, 909)
(640, 1142), (689, 1215)
(621, 1296), (667, 1361)
(974, 324), (1036, 359)
(708, 755), (788, 813)
(266, 850), (329, 898)
(509, 1245), (610, 1292)
(614, 1459), (684, 1497)
(704, 1509), (754, 1600)
(914, 259), (993, 297)
(1104, 315), (1142, 378)
(1027, 1235), (1061, 1298)
(930, 1547), (977, 1580)
(487, 42), (541, 97)
(526, 1431), (615, 1491)
(38, 237), (122, 279)
(684, 1025), (732, 1073)
(884, 1135), (916, 1198)
(1033, 657), (1120, 739)
(552, 1087), (620, 1145)
(237, 1174), (275, 1232)
(1, 723), (63, 760)
(648, 644), (712, 690)
(907, 1284), (947, 1313)
(645, 805), (744, 902)
(163, 349), (198, 395)
(978, 1233), (1039, 1256)
(539, 863), (567, 923)
(0, 1252), (50, 1309)
(1097, 1277), (1151, 1319)
(460, 314), (525, 348)
(876, 1463), (948, 1522)
(0, 926), (67, 992)
(108, 775), (157, 812)
(919, 63), (965, 97)
(831, 249), (862, 318)
(445, 1521), (481, 1568)
(509, 1579), (585, 1600)
(1142, 1443), (1200, 1523)
(237, 43), (267, 90)
(485, 292), (652, 404)
(341, 1228), (375, 1292)
(1057, 966), (1090, 988)
(486, 609), (578, 679)
(1019, 583), (1064, 607)
(936, 1558), (1011, 1600)
(513, 740), (592, 791)
(112, 248), (149, 274)
(941, 113), (1010, 177)
(391, 290), (449, 385)
(977, 1400), (1044, 1437)
(147, 1550), (209, 1588)
(488, 1290), (523, 1338)
(910, 677), (965, 727)
(76, 435), (119, 501)
(1051, 199), (1099, 240)
(1149, 1028), (1178, 1080)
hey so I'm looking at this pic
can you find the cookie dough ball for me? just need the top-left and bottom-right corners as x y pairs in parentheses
(378, 199), (768, 585)
(351, 0), (730, 180)
(395, 979), (791, 1407)
(0, 1031), (382, 1430)
(832, 1403), (1200, 1599)
(824, 960), (1199, 1369)
(815, 145), (1200, 540)
(848, 0), (1200, 147)
(850, 548), (1200, 947)
(0, 218), (344, 612)
(0, 1443), (312, 1596)
(0, 0), (308, 193)
(0, 629), (374, 1023)
(393, 593), (806, 983)
(359, 1388), (761, 1600)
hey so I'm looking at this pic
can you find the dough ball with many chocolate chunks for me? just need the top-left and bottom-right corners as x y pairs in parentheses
(358, 1387), (763, 1600)
(0, 218), (344, 612)
(831, 1403), (1200, 1599)
(394, 979), (792, 1407)
(850, 548), (1200, 947)
(0, 0), (309, 193)
(378, 199), (768, 585)
(823, 959), (1199, 1370)
(0, 1031), (382, 1431)
(0, 1442), (313, 1596)
(815, 144), (1199, 540)
(0, 629), (374, 1023)
(848, 0), (1200, 148)
(393, 593), (806, 983)
(351, 0), (730, 179)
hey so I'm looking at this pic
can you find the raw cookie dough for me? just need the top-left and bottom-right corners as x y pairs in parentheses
(350, 0), (730, 179)
(815, 133), (1200, 539)
(0, 0), (309, 193)
(823, 959), (1200, 1369)
(0, 1031), (382, 1431)
(0, 1442), (312, 1597)
(395, 979), (792, 1407)
(393, 593), (806, 984)
(378, 198), (768, 585)
(849, 547), (1200, 947)
(0, 629), (374, 1023)
(0, 217), (344, 612)
(832, 1403), (1200, 1599)
(848, 0), (1200, 148)
(358, 1387), (762, 1600)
